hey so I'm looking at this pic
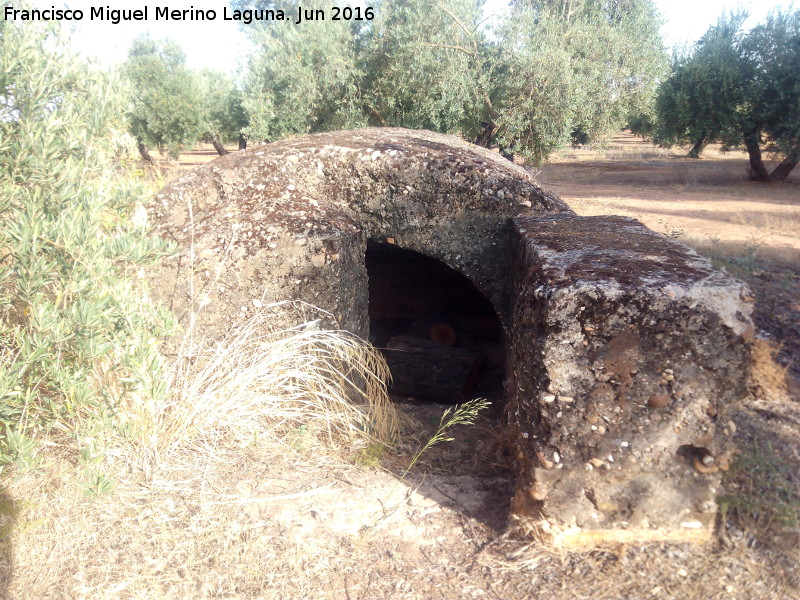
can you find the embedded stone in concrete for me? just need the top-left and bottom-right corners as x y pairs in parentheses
(507, 213), (754, 546)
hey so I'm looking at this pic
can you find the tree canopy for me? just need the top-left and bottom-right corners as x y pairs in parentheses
(654, 9), (800, 181)
(743, 9), (800, 180)
(197, 69), (249, 154)
(360, 0), (488, 136)
(122, 35), (203, 160)
(496, 0), (667, 161)
(239, 0), (667, 164)
(241, 0), (366, 142)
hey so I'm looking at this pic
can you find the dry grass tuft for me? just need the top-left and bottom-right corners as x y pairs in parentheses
(2, 450), (351, 599)
(750, 337), (791, 400)
(600, 145), (673, 161)
(120, 301), (401, 465)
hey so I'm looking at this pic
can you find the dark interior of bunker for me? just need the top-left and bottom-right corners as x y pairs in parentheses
(365, 240), (506, 404)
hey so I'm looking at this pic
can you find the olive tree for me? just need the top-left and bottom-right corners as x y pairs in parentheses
(240, 0), (667, 164)
(654, 14), (748, 158)
(197, 69), (249, 155)
(495, 0), (667, 161)
(122, 35), (202, 161)
(741, 9), (800, 181)
(360, 0), (489, 138)
(655, 10), (800, 181)
(242, 0), (366, 142)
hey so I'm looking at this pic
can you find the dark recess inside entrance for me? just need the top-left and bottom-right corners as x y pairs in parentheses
(365, 241), (506, 403)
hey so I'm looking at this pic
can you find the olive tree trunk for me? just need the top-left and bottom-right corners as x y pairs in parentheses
(211, 137), (229, 156)
(743, 131), (771, 182)
(769, 148), (798, 182)
(688, 134), (707, 158)
(137, 142), (154, 164)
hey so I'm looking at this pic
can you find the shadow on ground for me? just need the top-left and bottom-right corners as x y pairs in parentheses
(381, 392), (516, 533)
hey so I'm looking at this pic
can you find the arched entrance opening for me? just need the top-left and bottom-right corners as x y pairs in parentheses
(365, 240), (506, 404)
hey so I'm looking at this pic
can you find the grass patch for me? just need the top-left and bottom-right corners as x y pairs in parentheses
(355, 441), (388, 468)
(720, 438), (800, 531)
(719, 341), (799, 546)
(695, 234), (767, 278)
(601, 146), (673, 161)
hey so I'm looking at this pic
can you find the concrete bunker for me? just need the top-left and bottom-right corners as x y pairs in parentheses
(151, 128), (754, 547)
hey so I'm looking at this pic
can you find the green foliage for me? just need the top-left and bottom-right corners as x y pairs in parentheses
(741, 10), (800, 163)
(0, 20), (175, 475)
(243, 0), (366, 142)
(81, 472), (116, 498)
(654, 9), (800, 179)
(654, 14), (748, 156)
(361, 0), (488, 137)
(197, 69), (248, 147)
(720, 438), (800, 530)
(240, 0), (667, 163)
(496, 0), (667, 162)
(122, 35), (202, 159)
(355, 441), (386, 468)
(626, 111), (656, 139)
(0, 426), (41, 474)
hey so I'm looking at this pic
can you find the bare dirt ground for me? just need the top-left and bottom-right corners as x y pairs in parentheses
(5, 137), (795, 599)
